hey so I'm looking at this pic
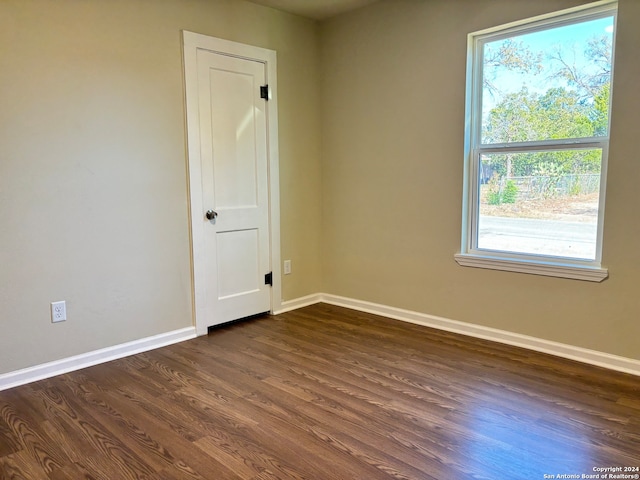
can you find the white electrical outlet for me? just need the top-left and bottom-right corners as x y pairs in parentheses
(51, 301), (67, 323)
(284, 260), (292, 275)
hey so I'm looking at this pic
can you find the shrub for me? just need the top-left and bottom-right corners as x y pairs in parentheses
(502, 180), (518, 204)
(487, 191), (502, 205)
(487, 173), (503, 205)
(486, 174), (518, 205)
(569, 178), (582, 196)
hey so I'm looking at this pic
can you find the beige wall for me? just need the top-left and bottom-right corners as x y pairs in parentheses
(0, 0), (323, 374)
(3, 0), (638, 377)
(320, 0), (640, 361)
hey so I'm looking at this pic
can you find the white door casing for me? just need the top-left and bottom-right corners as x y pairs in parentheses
(183, 31), (281, 335)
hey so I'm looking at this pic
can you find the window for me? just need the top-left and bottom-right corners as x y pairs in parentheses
(456, 1), (617, 282)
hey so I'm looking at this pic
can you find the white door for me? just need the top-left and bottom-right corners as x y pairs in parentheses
(184, 33), (280, 332)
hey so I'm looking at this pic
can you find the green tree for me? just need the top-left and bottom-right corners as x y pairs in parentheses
(591, 82), (610, 137)
(481, 33), (612, 183)
(548, 35), (612, 98)
(547, 33), (612, 137)
(483, 39), (542, 97)
(482, 87), (598, 177)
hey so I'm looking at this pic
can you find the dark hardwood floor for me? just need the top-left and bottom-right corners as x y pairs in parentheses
(1, 303), (639, 479)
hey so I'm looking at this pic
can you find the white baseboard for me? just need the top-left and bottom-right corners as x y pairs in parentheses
(4, 293), (637, 392)
(279, 293), (640, 377)
(274, 293), (323, 314)
(0, 327), (197, 392)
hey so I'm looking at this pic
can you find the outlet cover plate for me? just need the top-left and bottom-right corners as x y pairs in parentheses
(51, 301), (67, 323)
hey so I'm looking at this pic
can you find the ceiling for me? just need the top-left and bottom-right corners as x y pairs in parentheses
(248, 0), (381, 20)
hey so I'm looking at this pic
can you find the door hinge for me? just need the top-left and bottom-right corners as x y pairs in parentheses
(264, 272), (273, 286)
(260, 85), (269, 100)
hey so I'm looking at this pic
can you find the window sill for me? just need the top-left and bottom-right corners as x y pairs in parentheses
(454, 253), (608, 282)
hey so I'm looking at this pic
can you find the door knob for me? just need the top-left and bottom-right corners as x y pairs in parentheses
(205, 210), (218, 220)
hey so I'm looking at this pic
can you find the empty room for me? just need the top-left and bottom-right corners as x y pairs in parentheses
(1, 0), (638, 478)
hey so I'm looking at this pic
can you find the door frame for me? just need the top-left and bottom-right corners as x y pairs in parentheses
(182, 31), (282, 335)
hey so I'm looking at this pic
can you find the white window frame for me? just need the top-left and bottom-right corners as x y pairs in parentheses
(456, 0), (617, 282)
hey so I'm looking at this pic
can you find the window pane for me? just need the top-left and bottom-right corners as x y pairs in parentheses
(477, 150), (601, 259)
(481, 16), (614, 144)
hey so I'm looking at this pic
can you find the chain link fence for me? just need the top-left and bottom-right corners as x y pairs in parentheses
(509, 174), (600, 200)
